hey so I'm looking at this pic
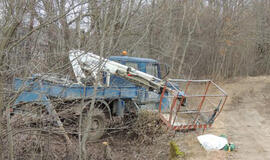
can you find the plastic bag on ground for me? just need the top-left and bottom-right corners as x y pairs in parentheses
(197, 134), (228, 151)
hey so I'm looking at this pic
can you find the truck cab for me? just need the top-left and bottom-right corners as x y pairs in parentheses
(106, 56), (169, 111)
(107, 56), (162, 87)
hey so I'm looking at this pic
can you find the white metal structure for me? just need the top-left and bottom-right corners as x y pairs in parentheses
(69, 50), (170, 93)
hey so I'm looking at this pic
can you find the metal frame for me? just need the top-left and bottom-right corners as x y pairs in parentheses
(159, 79), (228, 131)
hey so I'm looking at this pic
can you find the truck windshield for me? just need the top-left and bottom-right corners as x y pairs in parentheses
(125, 62), (158, 77)
(146, 63), (158, 77)
(125, 62), (138, 70)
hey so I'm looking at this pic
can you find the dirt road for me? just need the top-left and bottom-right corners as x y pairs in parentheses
(175, 76), (270, 160)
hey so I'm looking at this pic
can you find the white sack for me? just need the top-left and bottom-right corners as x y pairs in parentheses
(197, 134), (228, 151)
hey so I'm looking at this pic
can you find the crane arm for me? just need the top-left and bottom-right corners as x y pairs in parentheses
(69, 50), (178, 96)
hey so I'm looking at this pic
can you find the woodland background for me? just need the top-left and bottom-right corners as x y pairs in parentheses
(0, 0), (270, 159)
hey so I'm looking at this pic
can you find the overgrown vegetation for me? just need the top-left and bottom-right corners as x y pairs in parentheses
(0, 0), (270, 159)
(127, 110), (166, 145)
(0, 110), (168, 159)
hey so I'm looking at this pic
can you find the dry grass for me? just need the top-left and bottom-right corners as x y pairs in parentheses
(127, 110), (167, 145)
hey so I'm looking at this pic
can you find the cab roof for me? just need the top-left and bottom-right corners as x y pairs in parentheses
(109, 56), (158, 63)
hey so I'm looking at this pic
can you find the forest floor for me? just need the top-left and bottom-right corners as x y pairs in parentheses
(8, 76), (270, 159)
(173, 75), (270, 160)
(85, 75), (270, 160)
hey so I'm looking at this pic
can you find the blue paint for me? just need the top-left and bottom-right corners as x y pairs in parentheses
(109, 56), (158, 64)
(107, 56), (161, 102)
(13, 56), (185, 117)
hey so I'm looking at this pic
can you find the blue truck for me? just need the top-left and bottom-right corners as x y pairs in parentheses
(12, 51), (176, 140)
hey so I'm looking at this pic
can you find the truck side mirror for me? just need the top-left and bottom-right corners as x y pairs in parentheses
(160, 63), (170, 79)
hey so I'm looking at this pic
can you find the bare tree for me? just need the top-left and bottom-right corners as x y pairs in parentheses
(1, 0), (270, 159)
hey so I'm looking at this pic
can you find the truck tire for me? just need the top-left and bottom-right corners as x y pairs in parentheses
(82, 108), (106, 141)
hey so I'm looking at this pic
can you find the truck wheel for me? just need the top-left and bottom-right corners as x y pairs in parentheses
(82, 108), (106, 141)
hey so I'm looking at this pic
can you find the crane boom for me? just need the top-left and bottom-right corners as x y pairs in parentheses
(69, 50), (178, 96)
